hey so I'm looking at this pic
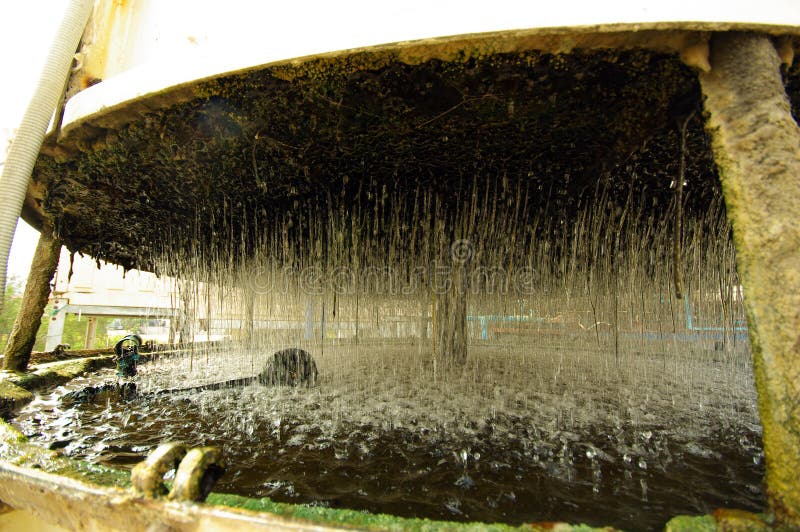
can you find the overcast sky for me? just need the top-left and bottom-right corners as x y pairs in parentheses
(0, 1), (69, 284)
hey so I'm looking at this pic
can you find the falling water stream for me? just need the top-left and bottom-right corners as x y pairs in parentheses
(13, 178), (764, 530)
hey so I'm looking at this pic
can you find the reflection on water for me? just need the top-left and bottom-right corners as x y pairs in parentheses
(14, 340), (763, 531)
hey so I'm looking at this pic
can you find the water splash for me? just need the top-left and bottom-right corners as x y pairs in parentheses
(13, 178), (761, 530)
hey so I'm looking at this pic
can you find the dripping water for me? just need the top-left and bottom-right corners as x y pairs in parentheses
(13, 176), (762, 530)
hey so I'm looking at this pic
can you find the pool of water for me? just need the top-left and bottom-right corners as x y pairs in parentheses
(13, 340), (764, 530)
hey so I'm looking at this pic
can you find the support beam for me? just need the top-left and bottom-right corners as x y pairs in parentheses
(83, 317), (97, 350)
(2, 225), (61, 372)
(434, 263), (468, 367)
(700, 32), (800, 526)
(43, 300), (66, 352)
(177, 282), (194, 344)
(243, 289), (255, 347)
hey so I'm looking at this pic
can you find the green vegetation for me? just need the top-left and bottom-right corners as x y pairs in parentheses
(0, 278), (47, 353)
(59, 313), (110, 349)
(9, 357), (114, 391)
(1, 278), (137, 353)
(59, 316), (164, 350)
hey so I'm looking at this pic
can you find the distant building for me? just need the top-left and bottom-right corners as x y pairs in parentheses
(46, 249), (178, 350)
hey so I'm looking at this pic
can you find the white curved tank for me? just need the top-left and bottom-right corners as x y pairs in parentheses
(63, 1), (800, 135)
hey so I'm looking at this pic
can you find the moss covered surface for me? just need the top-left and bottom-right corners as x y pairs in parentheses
(0, 381), (34, 419)
(32, 47), (730, 271)
(9, 356), (114, 392)
(712, 509), (771, 531)
(663, 515), (717, 532)
(0, 418), (129, 489)
(700, 33), (800, 526)
(28, 347), (115, 366)
(204, 492), (615, 531)
(665, 511), (774, 532)
(0, 357), (114, 419)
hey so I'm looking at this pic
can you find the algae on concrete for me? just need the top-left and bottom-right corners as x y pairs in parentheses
(9, 356), (114, 391)
(0, 418), (129, 489)
(665, 511), (772, 532)
(0, 356), (114, 421)
(700, 32), (800, 527)
(2, 224), (61, 372)
(664, 515), (717, 532)
(0, 380), (34, 419)
(712, 509), (771, 531)
(205, 492), (617, 532)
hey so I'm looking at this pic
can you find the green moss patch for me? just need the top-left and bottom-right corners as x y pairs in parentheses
(10, 356), (114, 392)
(0, 418), (128, 489)
(712, 509), (770, 531)
(29, 347), (114, 365)
(0, 381), (34, 419)
(664, 514), (717, 532)
(205, 492), (615, 531)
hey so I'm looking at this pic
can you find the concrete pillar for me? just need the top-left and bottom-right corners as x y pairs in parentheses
(243, 288), (255, 347)
(168, 318), (176, 345)
(304, 301), (314, 340)
(178, 283), (194, 344)
(83, 317), (97, 349)
(44, 300), (67, 351)
(434, 264), (468, 366)
(418, 299), (428, 340)
(2, 225), (61, 371)
(699, 32), (800, 526)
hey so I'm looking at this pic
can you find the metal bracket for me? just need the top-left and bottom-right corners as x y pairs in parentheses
(131, 442), (186, 498)
(131, 443), (225, 502)
(169, 447), (226, 502)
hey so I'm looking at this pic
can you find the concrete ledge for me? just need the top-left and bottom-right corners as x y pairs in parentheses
(0, 381), (34, 420)
(29, 347), (115, 365)
(0, 509), (69, 531)
(665, 510), (772, 531)
(7, 356), (116, 392)
(0, 356), (116, 420)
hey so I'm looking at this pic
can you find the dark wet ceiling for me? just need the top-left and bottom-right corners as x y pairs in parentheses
(28, 40), (799, 271)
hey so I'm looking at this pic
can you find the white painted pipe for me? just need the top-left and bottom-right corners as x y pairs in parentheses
(0, 0), (92, 312)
